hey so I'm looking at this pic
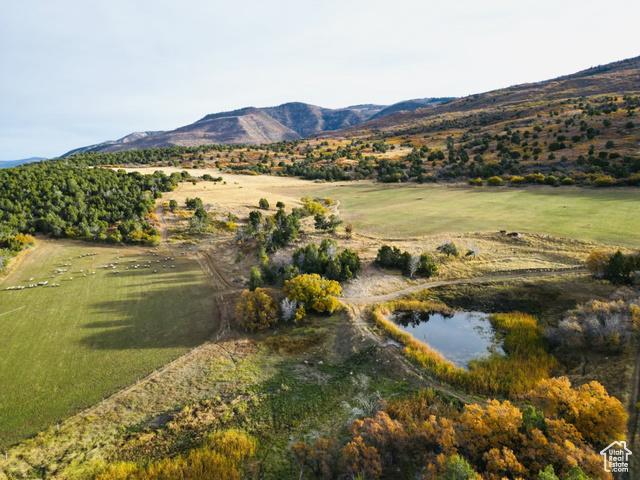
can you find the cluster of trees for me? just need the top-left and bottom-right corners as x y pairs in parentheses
(235, 274), (342, 331)
(280, 162), (351, 181)
(292, 239), (361, 282)
(292, 378), (624, 479)
(66, 144), (246, 167)
(585, 249), (640, 285)
(0, 161), (190, 245)
(238, 204), (301, 253)
(239, 197), (337, 254)
(260, 239), (361, 285)
(374, 245), (438, 278)
(314, 213), (342, 233)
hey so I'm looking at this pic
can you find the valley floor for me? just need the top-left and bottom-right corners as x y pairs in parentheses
(1, 172), (638, 479)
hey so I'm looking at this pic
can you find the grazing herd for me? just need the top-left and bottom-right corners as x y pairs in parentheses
(4, 248), (180, 292)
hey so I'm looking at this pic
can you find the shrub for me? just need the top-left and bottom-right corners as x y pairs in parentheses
(437, 241), (459, 257)
(417, 253), (438, 277)
(1, 233), (35, 253)
(524, 173), (545, 184)
(345, 223), (354, 238)
(248, 267), (263, 291)
(592, 175), (617, 187)
(468, 178), (483, 186)
(585, 250), (611, 278)
(374, 245), (404, 269)
(96, 430), (256, 480)
(258, 198), (270, 209)
(185, 197), (203, 209)
(486, 176), (503, 186)
(314, 213), (342, 233)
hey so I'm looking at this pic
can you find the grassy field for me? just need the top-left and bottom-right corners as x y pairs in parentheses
(308, 183), (640, 247)
(0, 239), (215, 449)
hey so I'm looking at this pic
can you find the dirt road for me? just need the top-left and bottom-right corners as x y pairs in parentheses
(342, 267), (587, 304)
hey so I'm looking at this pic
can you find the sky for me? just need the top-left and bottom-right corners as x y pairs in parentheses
(1, 0), (639, 160)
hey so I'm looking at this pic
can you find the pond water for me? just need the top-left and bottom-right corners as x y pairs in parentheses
(392, 311), (503, 369)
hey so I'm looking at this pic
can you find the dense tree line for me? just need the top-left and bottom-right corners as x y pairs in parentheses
(0, 160), (188, 244)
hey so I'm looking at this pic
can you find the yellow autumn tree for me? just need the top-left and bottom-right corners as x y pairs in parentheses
(528, 377), (627, 448)
(235, 288), (279, 332)
(283, 274), (341, 315)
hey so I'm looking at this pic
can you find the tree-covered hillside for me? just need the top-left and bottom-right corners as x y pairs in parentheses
(0, 160), (188, 248)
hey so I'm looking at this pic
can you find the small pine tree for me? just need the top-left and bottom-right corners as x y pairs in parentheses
(248, 267), (263, 291)
(437, 241), (460, 257)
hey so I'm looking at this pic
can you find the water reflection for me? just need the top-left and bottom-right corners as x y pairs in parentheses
(392, 311), (503, 369)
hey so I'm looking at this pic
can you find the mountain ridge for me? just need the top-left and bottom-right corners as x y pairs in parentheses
(61, 99), (449, 156)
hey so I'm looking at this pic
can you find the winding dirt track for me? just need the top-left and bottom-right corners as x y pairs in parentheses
(342, 266), (587, 304)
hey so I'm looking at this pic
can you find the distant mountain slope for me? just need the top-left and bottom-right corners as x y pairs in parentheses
(61, 99), (455, 156)
(0, 157), (46, 168)
(337, 56), (640, 137)
(62, 102), (387, 156)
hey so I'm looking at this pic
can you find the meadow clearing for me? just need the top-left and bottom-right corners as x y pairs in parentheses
(309, 183), (640, 246)
(0, 239), (215, 449)
(118, 167), (640, 247)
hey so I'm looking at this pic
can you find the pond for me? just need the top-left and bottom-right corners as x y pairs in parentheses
(392, 311), (503, 369)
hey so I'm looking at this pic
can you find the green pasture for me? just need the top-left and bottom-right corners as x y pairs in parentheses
(314, 183), (640, 247)
(0, 240), (215, 449)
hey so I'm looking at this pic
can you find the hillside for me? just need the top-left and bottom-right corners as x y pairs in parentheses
(61, 99), (450, 156)
(337, 56), (640, 136)
(60, 56), (640, 188)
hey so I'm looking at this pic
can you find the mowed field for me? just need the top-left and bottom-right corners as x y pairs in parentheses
(307, 183), (640, 247)
(0, 239), (216, 449)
